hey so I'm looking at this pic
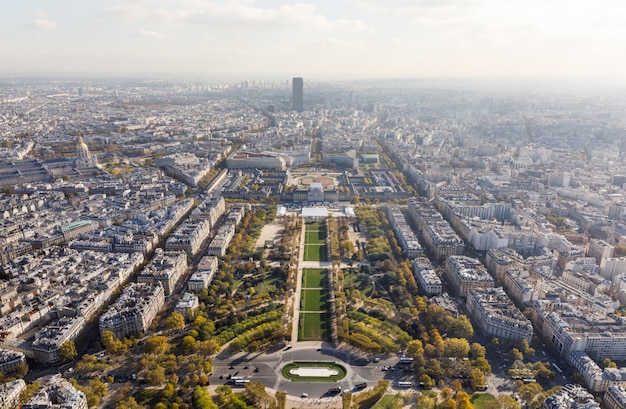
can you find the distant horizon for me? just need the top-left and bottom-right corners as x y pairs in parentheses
(2, 71), (626, 88)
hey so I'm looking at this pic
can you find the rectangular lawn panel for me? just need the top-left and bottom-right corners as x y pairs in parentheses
(298, 312), (328, 341)
(303, 244), (327, 261)
(302, 268), (328, 288)
(301, 289), (327, 311)
(305, 231), (326, 245)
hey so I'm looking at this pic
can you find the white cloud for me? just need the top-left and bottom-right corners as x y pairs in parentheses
(347, 0), (478, 13)
(309, 37), (350, 47)
(102, 1), (371, 32)
(133, 29), (165, 39)
(26, 18), (58, 31)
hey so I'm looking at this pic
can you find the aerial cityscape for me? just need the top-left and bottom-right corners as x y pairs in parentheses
(0, 75), (624, 409)
(3, 1), (626, 409)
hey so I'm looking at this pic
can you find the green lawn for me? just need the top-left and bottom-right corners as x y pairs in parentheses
(344, 270), (373, 296)
(303, 268), (328, 288)
(371, 394), (405, 409)
(304, 244), (328, 261)
(305, 220), (326, 228)
(471, 394), (496, 409)
(305, 230), (327, 244)
(134, 389), (162, 407)
(301, 289), (328, 311)
(298, 312), (329, 341)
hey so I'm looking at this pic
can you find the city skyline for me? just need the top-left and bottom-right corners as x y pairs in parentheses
(3, 0), (626, 81)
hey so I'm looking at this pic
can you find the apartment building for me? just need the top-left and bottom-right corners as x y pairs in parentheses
(466, 287), (533, 342)
(412, 259), (442, 296)
(99, 283), (165, 339)
(444, 255), (494, 297)
(137, 249), (187, 295)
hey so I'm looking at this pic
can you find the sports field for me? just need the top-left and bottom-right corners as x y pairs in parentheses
(303, 268), (328, 288)
(298, 313), (329, 341)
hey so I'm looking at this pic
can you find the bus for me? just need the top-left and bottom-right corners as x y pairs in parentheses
(234, 379), (250, 386)
(397, 381), (413, 388)
(399, 357), (414, 364)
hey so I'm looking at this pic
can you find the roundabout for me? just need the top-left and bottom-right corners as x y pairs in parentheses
(281, 361), (347, 382)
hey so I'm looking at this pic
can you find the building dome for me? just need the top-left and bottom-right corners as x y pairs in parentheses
(77, 136), (88, 150)
(75, 136), (98, 169)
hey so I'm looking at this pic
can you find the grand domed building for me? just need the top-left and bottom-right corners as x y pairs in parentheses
(0, 136), (102, 186)
(74, 136), (98, 170)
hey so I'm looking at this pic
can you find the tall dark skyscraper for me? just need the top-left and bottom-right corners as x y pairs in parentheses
(292, 77), (303, 112)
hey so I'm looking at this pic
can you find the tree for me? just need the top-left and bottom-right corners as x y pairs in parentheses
(193, 385), (218, 409)
(440, 388), (453, 400)
(451, 379), (463, 393)
(457, 392), (474, 409)
(407, 339), (425, 358)
(20, 381), (41, 404)
(510, 348), (524, 361)
(115, 397), (143, 409)
(429, 329), (445, 357)
(166, 312), (186, 331)
(420, 374), (435, 388)
(439, 398), (458, 409)
(416, 394), (436, 409)
(533, 362), (555, 380)
(101, 330), (126, 354)
(181, 336), (197, 355)
(14, 362), (28, 378)
(445, 315), (474, 339)
(144, 365), (166, 386)
(604, 357), (617, 368)
(469, 368), (486, 391)
(470, 343), (486, 359)
(517, 381), (543, 404)
(144, 336), (169, 355)
(197, 339), (220, 355)
(444, 338), (470, 358)
(89, 378), (108, 397)
(498, 395), (520, 409)
(58, 341), (77, 362)
(472, 357), (492, 374)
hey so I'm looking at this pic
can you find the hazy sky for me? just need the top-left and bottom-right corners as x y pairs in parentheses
(2, 0), (625, 79)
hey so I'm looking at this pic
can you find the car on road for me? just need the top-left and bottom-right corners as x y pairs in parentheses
(301, 393), (308, 398)
(373, 357), (380, 363)
(355, 383), (367, 390)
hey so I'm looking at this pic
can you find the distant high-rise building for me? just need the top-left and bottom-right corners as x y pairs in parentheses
(292, 77), (303, 112)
